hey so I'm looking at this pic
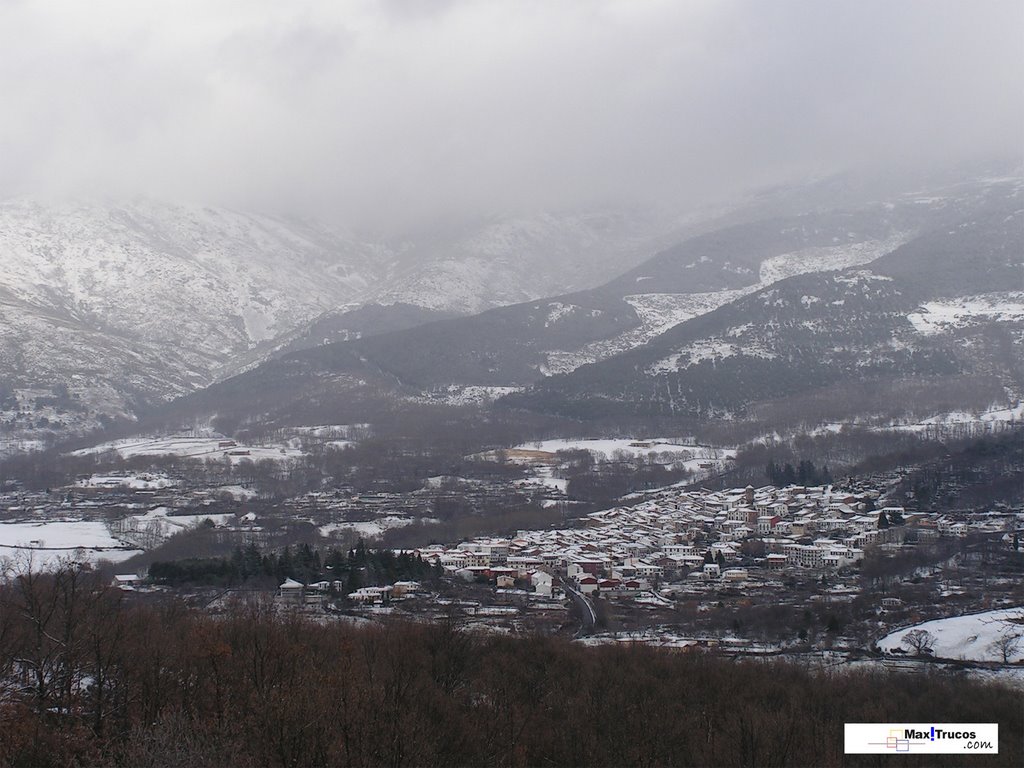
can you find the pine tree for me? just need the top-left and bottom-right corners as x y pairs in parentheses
(230, 547), (245, 580)
(782, 463), (797, 485)
(345, 566), (361, 595)
(242, 543), (262, 578)
(278, 545), (294, 581)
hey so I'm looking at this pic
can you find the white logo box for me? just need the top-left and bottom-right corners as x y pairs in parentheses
(845, 723), (998, 754)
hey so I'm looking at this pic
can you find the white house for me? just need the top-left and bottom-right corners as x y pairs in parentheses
(278, 578), (304, 602)
(531, 571), (554, 597)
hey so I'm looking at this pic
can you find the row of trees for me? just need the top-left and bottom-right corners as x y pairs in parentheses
(764, 459), (833, 486)
(148, 541), (438, 591)
(0, 565), (1021, 767)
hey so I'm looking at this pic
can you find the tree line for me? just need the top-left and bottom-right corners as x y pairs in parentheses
(0, 564), (1021, 767)
(148, 541), (438, 591)
(764, 459), (832, 486)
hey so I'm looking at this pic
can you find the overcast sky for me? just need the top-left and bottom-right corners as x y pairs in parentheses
(1, 0), (1020, 231)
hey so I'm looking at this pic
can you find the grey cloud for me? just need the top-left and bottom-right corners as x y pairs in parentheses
(0, 0), (1020, 232)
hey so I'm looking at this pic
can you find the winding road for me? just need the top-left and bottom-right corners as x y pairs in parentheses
(562, 581), (597, 634)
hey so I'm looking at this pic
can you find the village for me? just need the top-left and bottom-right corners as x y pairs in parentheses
(245, 480), (1023, 656)
(2, 443), (1022, 655)
(417, 481), (1011, 593)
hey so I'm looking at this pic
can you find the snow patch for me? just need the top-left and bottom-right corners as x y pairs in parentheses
(879, 608), (1024, 662)
(318, 516), (426, 540)
(0, 520), (140, 569)
(422, 385), (524, 406)
(72, 434), (305, 463)
(907, 292), (1024, 336)
(758, 235), (909, 284)
(648, 338), (776, 374)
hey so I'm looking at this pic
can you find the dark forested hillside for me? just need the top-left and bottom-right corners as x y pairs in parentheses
(136, 176), (1021, 438)
(509, 186), (1024, 424)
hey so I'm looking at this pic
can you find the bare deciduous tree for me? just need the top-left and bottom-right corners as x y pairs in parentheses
(988, 630), (1022, 664)
(903, 628), (937, 656)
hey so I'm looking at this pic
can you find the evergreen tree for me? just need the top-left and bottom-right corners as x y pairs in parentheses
(277, 545), (294, 581)
(325, 548), (347, 572)
(345, 566), (361, 594)
(354, 539), (368, 567)
(230, 547), (245, 579)
(242, 543), (263, 578)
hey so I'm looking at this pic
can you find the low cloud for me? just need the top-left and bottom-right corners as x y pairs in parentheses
(1, 0), (1020, 231)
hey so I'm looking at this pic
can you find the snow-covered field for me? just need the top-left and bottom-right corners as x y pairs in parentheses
(515, 466), (568, 493)
(0, 520), (141, 570)
(319, 516), (438, 540)
(118, 506), (237, 539)
(873, 401), (1024, 434)
(780, 400), (1023, 441)
(920, 402), (1024, 423)
(79, 472), (176, 490)
(505, 438), (735, 490)
(515, 437), (733, 462)
(879, 608), (1024, 663)
(288, 424), (365, 446)
(73, 435), (305, 463)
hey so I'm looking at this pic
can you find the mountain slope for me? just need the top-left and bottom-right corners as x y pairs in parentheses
(149, 177), (1017, 432)
(0, 200), (706, 445)
(513, 186), (1024, 424)
(0, 199), (391, 439)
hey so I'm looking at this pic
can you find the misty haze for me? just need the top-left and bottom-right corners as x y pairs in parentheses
(0, 2), (1022, 767)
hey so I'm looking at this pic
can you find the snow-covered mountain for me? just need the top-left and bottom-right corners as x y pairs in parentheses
(4, 168), (1019, 448)
(518, 183), (1024, 425)
(0, 198), (393, 440)
(0, 199), (686, 444)
(156, 172), (1022, 436)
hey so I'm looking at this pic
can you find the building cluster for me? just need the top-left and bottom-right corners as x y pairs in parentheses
(413, 484), (940, 597)
(275, 577), (426, 606)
